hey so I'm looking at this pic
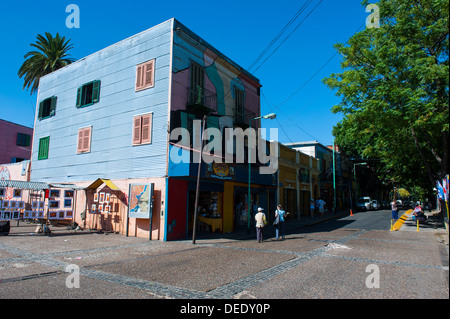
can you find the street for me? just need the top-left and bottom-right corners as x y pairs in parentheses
(0, 209), (448, 307)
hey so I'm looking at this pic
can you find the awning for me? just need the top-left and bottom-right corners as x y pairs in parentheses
(0, 179), (48, 191)
(86, 178), (120, 191)
(48, 183), (85, 190)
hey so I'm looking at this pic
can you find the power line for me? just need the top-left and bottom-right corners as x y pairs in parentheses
(248, 0), (313, 71)
(252, 0), (324, 73)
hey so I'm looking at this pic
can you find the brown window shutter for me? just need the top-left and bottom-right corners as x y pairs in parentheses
(83, 127), (91, 152)
(144, 61), (154, 87)
(77, 129), (84, 153)
(136, 65), (143, 90)
(141, 114), (152, 144)
(133, 116), (142, 144)
(77, 127), (92, 153)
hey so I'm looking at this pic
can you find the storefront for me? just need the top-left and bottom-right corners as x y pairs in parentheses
(165, 161), (276, 241)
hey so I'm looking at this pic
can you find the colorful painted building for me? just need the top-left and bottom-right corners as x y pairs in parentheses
(0, 119), (33, 164)
(285, 141), (351, 212)
(30, 18), (276, 240)
(277, 143), (320, 219)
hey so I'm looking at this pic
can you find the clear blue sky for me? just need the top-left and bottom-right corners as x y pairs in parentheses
(0, 0), (368, 146)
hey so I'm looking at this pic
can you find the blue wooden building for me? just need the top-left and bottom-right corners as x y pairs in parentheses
(31, 18), (276, 240)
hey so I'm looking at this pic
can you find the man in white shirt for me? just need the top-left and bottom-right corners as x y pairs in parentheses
(254, 207), (266, 243)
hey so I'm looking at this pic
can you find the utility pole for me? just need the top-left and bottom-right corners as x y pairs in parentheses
(192, 115), (207, 244)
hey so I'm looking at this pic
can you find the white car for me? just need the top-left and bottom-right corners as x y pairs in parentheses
(356, 197), (373, 211)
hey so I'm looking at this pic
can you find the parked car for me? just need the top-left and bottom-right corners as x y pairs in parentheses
(372, 200), (380, 210)
(356, 197), (373, 211)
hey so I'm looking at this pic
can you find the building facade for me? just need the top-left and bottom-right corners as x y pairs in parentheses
(30, 18), (277, 240)
(285, 140), (351, 213)
(0, 119), (33, 164)
(277, 143), (320, 219)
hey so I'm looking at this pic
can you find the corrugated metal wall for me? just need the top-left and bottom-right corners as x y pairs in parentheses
(31, 20), (174, 182)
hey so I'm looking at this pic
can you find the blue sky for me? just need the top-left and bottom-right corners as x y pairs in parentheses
(0, 0), (368, 146)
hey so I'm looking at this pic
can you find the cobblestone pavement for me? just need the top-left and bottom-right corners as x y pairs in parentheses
(0, 221), (448, 300)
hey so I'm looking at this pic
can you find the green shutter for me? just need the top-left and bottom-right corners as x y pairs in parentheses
(92, 80), (100, 103)
(76, 87), (82, 108)
(38, 101), (44, 119)
(38, 136), (50, 160)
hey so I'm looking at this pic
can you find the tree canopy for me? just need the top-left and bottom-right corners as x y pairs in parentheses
(323, 0), (449, 192)
(18, 32), (75, 94)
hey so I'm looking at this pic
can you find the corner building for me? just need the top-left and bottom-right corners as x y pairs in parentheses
(31, 18), (274, 240)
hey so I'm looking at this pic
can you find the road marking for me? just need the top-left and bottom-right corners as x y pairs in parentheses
(392, 209), (413, 231)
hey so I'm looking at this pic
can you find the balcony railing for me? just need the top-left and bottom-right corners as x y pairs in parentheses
(187, 86), (217, 112)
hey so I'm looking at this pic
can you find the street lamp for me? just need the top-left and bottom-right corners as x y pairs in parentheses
(247, 113), (276, 234)
(353, 162), (367, 205)
(191, 113), (236, 244)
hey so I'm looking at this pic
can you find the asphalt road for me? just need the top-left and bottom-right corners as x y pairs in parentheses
(336, 209), (396, 231)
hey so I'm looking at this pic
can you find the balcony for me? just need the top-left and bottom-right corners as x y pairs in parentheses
(187, 86), (217, 115)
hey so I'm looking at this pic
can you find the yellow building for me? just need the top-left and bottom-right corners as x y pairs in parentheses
(277, 143), (320, 219)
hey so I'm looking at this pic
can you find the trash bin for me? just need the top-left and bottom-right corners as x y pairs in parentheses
(0, 221), (10, 235)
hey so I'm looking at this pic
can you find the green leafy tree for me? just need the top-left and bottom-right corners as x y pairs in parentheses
(323, 0), (449, 191)
(18, 32), (75, 94)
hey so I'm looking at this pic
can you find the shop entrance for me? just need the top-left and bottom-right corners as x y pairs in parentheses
(188, 190), (223, 234)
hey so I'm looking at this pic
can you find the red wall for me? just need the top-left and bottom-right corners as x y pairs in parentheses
(166, 178), (188, 240)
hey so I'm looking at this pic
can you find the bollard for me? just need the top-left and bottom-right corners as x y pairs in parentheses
(416, 219), (419, 232)
(390, 219), (394, 231)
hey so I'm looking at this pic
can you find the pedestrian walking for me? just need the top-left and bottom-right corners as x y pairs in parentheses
(254, 207), (266, 243)
(274, 204), (289, 240)
(316, 198), (326, 218)
(391, 199), (398, 222)
(310, 199), (315, 218)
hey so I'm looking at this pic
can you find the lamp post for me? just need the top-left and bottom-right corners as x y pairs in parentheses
(192, 115), (207, 245)
(353, 162), (367, 205)
(191, 113), (236, 244)
(247, 113), (276, 234)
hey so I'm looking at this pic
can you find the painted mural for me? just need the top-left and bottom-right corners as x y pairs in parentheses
(170, 23), (261, 134)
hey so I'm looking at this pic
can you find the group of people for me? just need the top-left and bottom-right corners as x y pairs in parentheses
(254, 204), (289, 243)
(310, 198), (327, 218)
(391, 200), (427, 223)
(254, 199), (328, 243)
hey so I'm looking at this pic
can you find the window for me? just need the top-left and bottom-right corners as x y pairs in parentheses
(38, 136), (50, 160)
(234, 88), (245, 123)
(135, 59), (155, 91)
(132, 113), (153, 145)
(76, 80), (101, 108)
(17, 133), (31, 146)
(77, 127), (92, 154)
(11, 157), (26, 163)
(38, 96), (57, 120)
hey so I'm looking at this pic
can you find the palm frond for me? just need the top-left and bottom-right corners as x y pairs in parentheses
(18, 32), (75, 94)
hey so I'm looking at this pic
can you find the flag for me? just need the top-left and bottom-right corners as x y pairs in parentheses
(436, 180), (445, 200)
(443, 175), (449, 201)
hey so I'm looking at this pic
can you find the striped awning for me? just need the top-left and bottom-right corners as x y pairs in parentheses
(0, 179), (48, 191)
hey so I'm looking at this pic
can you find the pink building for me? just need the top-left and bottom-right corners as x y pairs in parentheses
(0, 119), (33, 164)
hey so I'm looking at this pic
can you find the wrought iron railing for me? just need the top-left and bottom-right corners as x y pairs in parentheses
(187, 86), (217, 112)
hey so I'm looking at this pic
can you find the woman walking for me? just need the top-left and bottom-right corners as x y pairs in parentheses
(274, 204), (289, 240)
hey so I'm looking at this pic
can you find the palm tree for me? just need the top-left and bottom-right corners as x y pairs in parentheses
(18, 32), (75, 94)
